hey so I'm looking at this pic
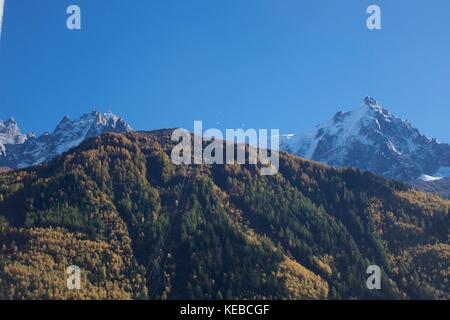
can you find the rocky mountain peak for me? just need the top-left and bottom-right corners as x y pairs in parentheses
(363, 96), (380, 108)
(0, 111), (133, 168)
(0, 117), (28, 155)
(281, 97), (450, 181)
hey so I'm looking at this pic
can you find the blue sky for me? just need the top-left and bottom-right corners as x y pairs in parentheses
(1, 0), (450, 142)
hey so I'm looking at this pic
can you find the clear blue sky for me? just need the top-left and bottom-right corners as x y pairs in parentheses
(1, 0), (450, 142)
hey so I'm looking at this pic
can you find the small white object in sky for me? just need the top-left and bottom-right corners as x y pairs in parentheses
(0, 0), (5, 39)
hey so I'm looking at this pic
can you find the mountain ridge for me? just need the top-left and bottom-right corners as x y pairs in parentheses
(281, 97), (450, 182)
(0, 111), (132, 169)
(0, 118), (30, 156)
(0, 130), (448, 299)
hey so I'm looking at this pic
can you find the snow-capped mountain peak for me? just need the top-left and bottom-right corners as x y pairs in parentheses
(363, 96), (384, 112)
(0, 117), (28, 156)
(0, 111), (133, 169)
(364, 96), (378, 107)
(281, 97), (450, 181)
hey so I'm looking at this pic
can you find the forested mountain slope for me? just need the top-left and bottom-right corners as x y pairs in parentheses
(0, 130), (448, 300)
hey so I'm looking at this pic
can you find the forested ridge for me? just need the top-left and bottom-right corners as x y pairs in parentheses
(0, 130), (448, 300)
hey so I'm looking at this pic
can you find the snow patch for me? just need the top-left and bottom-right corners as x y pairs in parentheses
(418, 174), (442, 182)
